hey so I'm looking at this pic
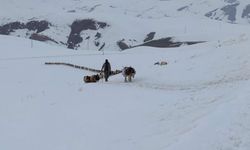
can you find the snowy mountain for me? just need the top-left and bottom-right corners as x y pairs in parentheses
(1, 1), (250, 150)
(1, 0), (250, 51)
(1, 31), (250, 150)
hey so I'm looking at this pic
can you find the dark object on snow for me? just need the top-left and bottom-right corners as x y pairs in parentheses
(98, 43), (105, 51)
(140, 37), (201, 48)
(117, 37), (204, 51)
(205, 3), (239, 22)
(101, 59), (111, 82)
(30, 33), (58, 44)
(44, 62), (123, 83)
(242, 4), (250, 18)
(0, 20), (50, 35)
(67, 19), (108, 49)
(177, 6), (189, 11)
(122, 66), (136, 82)
(154, 61), (168, 65)
(84, 74), (101, 83)
(26, 20), (50, 33)
(0, 22), (25, 35)
(143, 32), (156, 42)
(95, 32), (101, 40)
(117, 39), (130, 50)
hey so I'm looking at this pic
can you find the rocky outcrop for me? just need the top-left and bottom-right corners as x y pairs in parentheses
(143, 32), (156, 42)
(26, 20), (50, 33)
(177, 1), (250, 24)
(205, 3), (239, 22)
(117, 39), (130, 50)
(30, 33), (58, 44)
(67, 19), (109, 49)
(177, 6), (189, 11)
(139, 37), (204, 48)
(242, 4), (250, 18)
(0, 20), (50, 35)
(1, 19), (204, 51)
(0, 22), (25, 35)
(221, 3), (239, 22)
(117, 37), (204, 51)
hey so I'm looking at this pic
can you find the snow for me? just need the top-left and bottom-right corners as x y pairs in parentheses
(1, 27), (250, 150)
(1, 0), (250, 149)
(2, 0), (250, 51)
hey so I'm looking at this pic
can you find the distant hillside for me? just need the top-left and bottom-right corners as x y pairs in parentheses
(0, 0), (250, 51)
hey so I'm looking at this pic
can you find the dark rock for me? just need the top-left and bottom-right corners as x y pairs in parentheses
(30, 33), (58, 44)
(205, 9), (219, 18)
(67, 10), (76, 13)
(97, 22), (108, 28)
(0, 22), (25, 35)
(119, 37), (205, 50)
(67, 34), (83, 49)
(71, 19), (97, 32)
(98, 43), (105, 51)
(221, 3), (239, 22)
(140, 37), (204, 48)
(67, 19), (108, 49)
(95, 41), (100, 46)
(60, 41), (67, 45)
(26, 20), (50, 33)
(205, 3), (239, 22)
(141, 37), (180, 47)
(242, 4), (250, 18)
(117, 40), (130, 50)
(143, 32), (156, 42)
(0, 20), (50, 35)
(95, 32), (101, 40)
(177, 6), (189, 11)
(85, 36), (90, 40)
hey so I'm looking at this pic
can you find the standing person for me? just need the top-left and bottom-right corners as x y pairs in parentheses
(101, 59), (111, 82)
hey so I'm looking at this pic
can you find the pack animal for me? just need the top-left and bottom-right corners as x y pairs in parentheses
(122, 67), (136, 82)
(84, 74), (100, 83)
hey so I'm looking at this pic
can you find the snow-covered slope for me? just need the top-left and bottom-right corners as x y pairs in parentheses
(1, 28), (250, 150)
(1, 0), (250, 51)
(1, 1), (250, 149)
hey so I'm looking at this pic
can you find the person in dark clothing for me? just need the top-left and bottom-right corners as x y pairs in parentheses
(101, 59), (111, 82)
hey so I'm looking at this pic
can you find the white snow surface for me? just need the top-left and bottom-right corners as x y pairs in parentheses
(1, 26), (250, 150)
(1, 0), (250, 149)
